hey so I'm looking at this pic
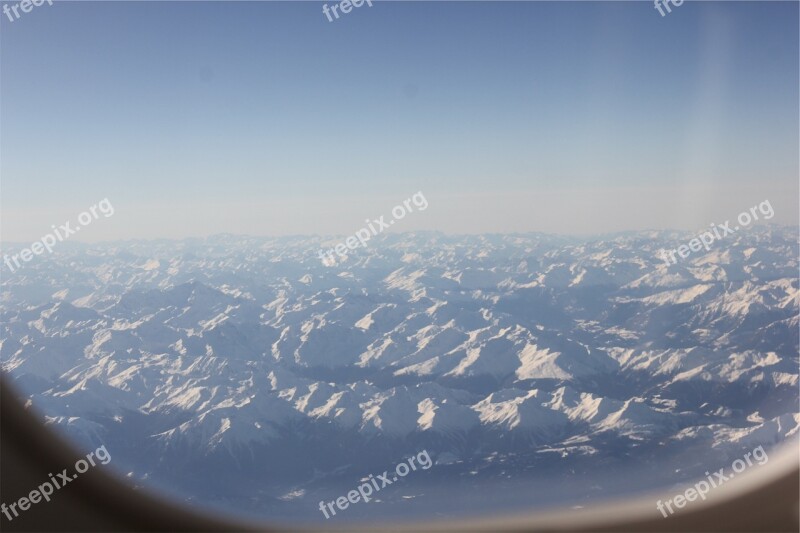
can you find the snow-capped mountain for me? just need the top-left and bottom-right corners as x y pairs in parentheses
(1, 227), (797, 522)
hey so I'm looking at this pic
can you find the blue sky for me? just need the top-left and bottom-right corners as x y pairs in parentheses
(1, 1), (797, 240)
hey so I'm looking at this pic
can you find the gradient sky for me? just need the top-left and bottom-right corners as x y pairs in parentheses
(1, 1), (798, 241)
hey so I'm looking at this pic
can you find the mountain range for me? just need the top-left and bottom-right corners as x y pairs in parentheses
(1, 227), (798, 523)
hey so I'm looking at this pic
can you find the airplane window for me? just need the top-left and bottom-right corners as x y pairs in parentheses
(1, 1), (798, 529)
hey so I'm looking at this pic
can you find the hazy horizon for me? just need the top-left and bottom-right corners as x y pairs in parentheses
(1, 220), (797, 248)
